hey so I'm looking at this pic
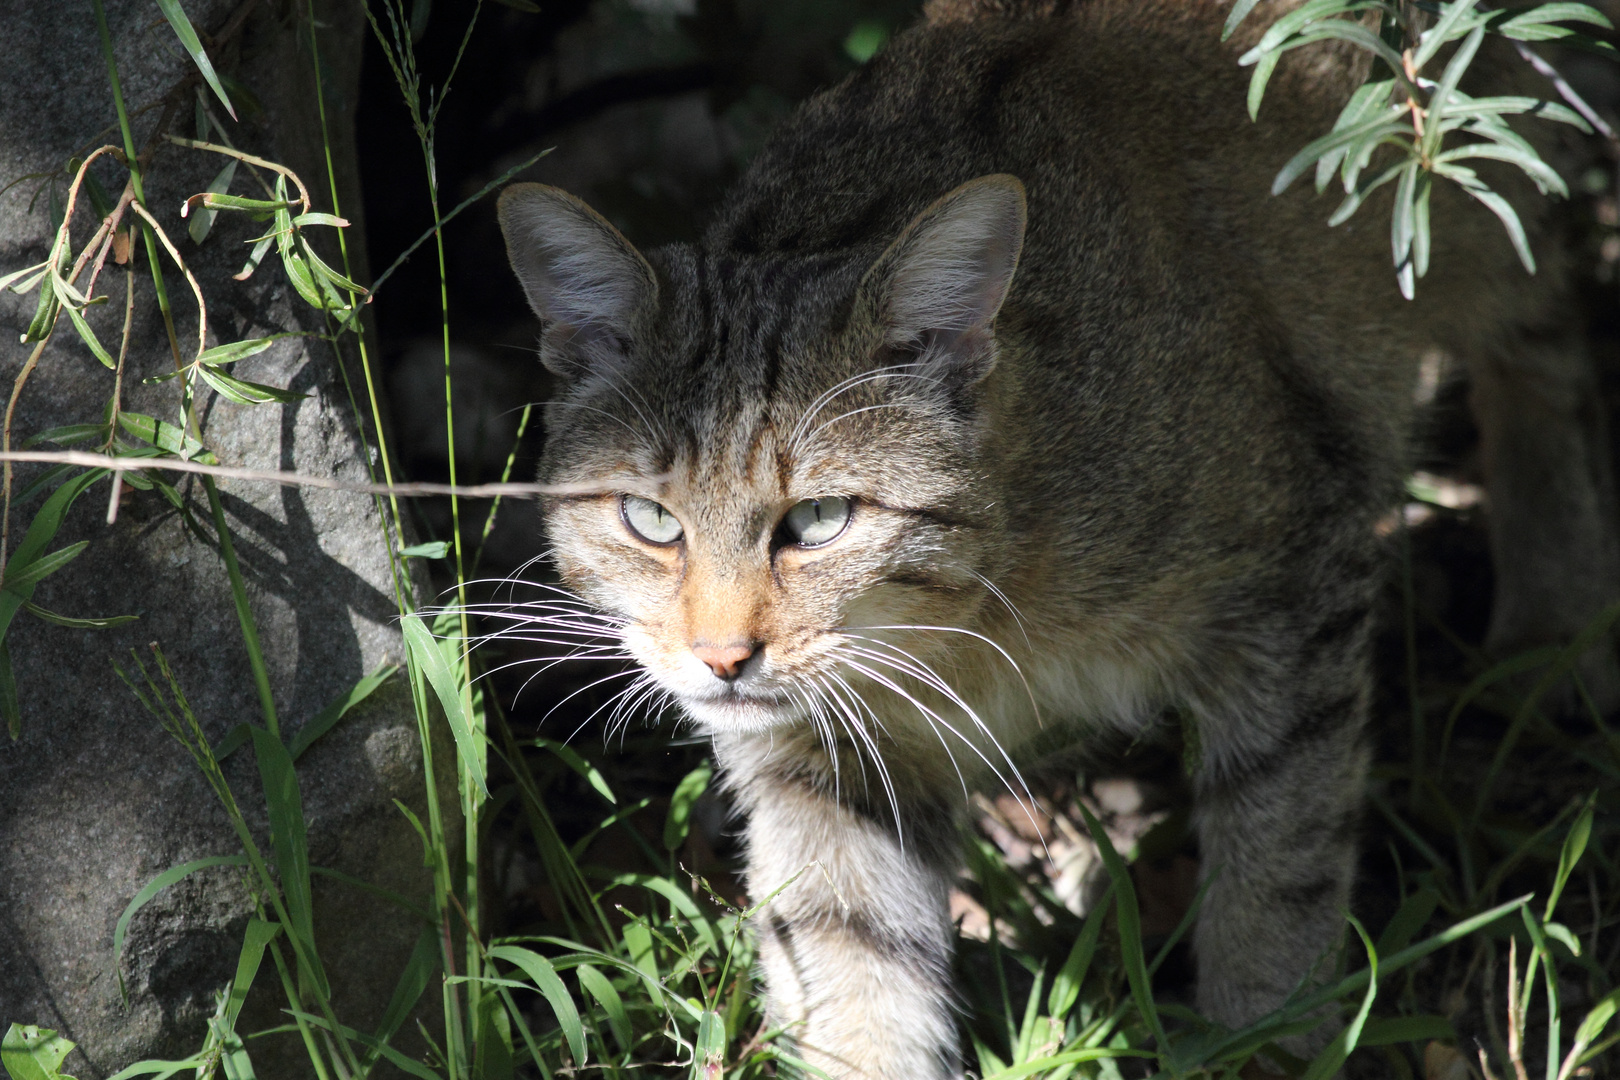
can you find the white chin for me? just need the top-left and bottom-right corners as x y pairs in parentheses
(680, 693), (800, 733)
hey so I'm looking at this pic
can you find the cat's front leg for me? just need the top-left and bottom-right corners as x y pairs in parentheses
(718, 734), (963, 1080)
(1187, 602), (1374, 1054)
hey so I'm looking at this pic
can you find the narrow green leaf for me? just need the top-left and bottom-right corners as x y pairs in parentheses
(1414, 0), (1483, 70)
(399, 541), (449, 559)
(1075, 801), (1168, 1053)
(576, 963), (631, 1053)
(1048, 885), (1110, 1018)
(235, 233), (274, 281)
(25, 424), (109, 448)
(1546, 793), (1595, 919)
(622, 918), (662, 1008)
(247, 727), (321, 989)
(1438, 167), (1536, 272)
(1317, 78), (1396, 191)
(188, 160), (238, 245)
(400, 613), (489, 798)
(487, 945), (588, 1067)
(1330, 158), (1412, 226)
(1248, 50), (1281, 120)
(535, 737), (616, 804)
(197, 333), (303, 367)
(289, 212), (350, 229)
(196, 364), (306, 405)
(22, 269), (60, 342)
(663, 763), (712, 850)
(4, 541), (89, 591)
(1412, 171), (1432, 279)
(114, 855), (249, 999)
(1376, 885), (1439, 957)
(1223, 0), (1265, 40)
(22, 601), (137, 630)
(53, 276), (115, 368)
(369, 923), (439, 1054)
(1573, 987), (1620, 1051)
(288, 663), (398, 761)
(1437, 142), (1567, 197)
(1274, 110), (1408, 194)
(1391, 160), (1420, 297)
(1423, 24), (1487, 159)
(0, 261), (49, 294)
(117, 412), (217, 463)
(1354, 1014), (1455, 1047)
(105, 1059), (210, 1080)
(154, 0), (236, 119)
(224, 919), (282, 1029)
(1497, 2), (1612, 36)
(1300, 913), (1378, 1080)
(0, 640), (18, 740)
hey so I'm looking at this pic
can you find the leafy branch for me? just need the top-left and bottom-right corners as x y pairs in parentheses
(1231, 0), (1615, 297)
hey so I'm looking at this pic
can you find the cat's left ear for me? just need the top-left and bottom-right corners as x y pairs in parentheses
(498, 183), (658, 379)
(861, 174), (1026, 387)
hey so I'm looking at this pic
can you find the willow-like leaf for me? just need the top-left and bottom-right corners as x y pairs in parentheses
(1317, 78), (1396, 192)
(1273, 110), (1408, 194)
(1413, 0), (1484, 70)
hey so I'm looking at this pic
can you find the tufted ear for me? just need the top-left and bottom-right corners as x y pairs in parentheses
(862, 174), (1026, 388)
(498, 183), (658, 379)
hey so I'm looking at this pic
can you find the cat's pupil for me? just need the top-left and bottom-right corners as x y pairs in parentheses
(783, 497), (851, 547)
(621, 495), (683, 545)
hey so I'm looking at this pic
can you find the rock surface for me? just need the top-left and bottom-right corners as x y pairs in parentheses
(0, 2), (448, 1076)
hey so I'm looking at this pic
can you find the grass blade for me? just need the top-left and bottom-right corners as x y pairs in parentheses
(113, 855), (249, 999)
(289, 663), (399, 760)
(401, 612), (489, 799)
(487, 945), (588, 1067)
(1075, 801), (1168, 1055)
(154, 0), (236, 119)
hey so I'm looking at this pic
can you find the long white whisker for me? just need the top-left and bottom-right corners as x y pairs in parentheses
(829, 647), (1043, 854)
(803, 401), (934, 448)
(786, 363), (937, 454)
(829, 660), (970, 804)
(817, 673), (903, 841)
(847, 624), (1044, 729)
(969, 569), (1032, 650)
(539, 665), (643, 723)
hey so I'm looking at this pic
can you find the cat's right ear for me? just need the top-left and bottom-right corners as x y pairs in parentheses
(498, 183), (657, 379)
(860, 174), (1027, 389)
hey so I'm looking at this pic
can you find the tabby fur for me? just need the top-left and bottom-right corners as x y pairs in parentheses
(495, 1), (1620, 1075)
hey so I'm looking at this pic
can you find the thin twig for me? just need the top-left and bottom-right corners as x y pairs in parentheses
(0, 449), (620, 499)
(162, 136), (313, 213)
(128, 199), (207, 364)
(1511, 40), (1619, 145)
(0, 336), (53, 585)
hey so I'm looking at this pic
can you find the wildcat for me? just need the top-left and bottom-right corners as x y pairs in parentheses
(494, 0), (1620, 1075)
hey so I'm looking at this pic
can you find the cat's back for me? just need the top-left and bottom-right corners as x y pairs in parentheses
(707, 0), (1561, 368)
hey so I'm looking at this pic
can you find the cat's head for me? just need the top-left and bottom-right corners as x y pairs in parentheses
(497, 176), (1025, 734)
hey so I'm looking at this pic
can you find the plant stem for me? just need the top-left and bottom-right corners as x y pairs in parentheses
(204, 476), (279, 738)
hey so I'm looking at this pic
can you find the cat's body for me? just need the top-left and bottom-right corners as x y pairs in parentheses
(497, 1), (1620, 1076)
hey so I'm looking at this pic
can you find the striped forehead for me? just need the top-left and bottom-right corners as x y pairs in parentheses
(652, 248), (869, 478)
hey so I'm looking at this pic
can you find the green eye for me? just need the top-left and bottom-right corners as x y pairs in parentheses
(621, 495), (683, 545)
(782, 497), (851, 547)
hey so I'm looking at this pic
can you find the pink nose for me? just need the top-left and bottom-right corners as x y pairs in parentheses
(692, 643), (756, 681)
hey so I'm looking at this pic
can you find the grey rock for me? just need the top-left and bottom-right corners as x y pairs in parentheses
(0, 2), (452, 1076)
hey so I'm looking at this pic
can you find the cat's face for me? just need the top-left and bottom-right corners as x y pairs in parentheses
(498, 178), (1025, 734)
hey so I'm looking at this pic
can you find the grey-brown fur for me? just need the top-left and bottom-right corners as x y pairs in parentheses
(496, 2), (1620, 1076)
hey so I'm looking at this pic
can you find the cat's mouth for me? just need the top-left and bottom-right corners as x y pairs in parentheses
(676, 683), (804, 731)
